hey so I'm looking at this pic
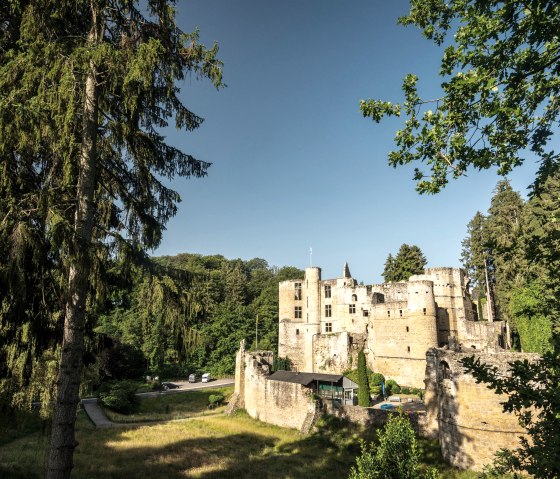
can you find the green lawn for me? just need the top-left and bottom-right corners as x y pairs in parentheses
(103, 386), (233, 423)
(0, 394), (496, 479)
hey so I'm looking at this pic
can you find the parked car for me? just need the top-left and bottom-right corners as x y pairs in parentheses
(188, 374), (199, 383)
(201, 373), (211, 383)
(161, 382), (179, 390)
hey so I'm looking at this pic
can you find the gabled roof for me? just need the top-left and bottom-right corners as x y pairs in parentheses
(267, 370), (357, 388)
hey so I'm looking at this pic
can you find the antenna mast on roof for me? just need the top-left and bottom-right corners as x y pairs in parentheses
(309, 247), (313, 267)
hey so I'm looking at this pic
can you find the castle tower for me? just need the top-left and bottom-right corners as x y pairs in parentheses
(369, 279), (439, 388)
(303, 267), (321, 371)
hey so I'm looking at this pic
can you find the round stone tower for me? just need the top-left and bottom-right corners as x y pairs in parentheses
(303, 267), (321, 371)
(406, 279), (439, 356)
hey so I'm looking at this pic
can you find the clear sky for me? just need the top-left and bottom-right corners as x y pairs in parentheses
(154, 0), (540, 284)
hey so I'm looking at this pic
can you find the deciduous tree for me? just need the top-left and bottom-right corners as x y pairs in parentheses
(360, 0), (560, 194)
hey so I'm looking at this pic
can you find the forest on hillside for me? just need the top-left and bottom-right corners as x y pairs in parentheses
(94, 254), (303, 381)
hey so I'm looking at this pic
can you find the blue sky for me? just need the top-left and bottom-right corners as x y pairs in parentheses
(154, 0), (539, 284)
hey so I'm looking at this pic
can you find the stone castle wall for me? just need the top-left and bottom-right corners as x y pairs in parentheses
(278, 264), (505, 390)
(424, 349), (538, 470)
(230, 344), (318, 431)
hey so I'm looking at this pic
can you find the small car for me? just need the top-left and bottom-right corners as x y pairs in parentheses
(161, 382), (180, 390)
(188, 374), (199, 383)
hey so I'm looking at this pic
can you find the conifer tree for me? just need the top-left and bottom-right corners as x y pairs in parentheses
(382, 254), (396, 282)
(385, 244), (427, 282)
(461, 211), (488, 290)
(485, 180), (527, 322)
(0, 2), (223, 478)
(357, 349), (370, 407)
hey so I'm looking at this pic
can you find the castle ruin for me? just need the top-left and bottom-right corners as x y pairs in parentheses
(278, 264), (505, 387)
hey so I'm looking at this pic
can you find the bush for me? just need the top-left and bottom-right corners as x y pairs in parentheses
(348, 412), (439, 479)
(370, 372), (385, 386)
(98, 380), (138, 414)
(385, 379), (400, 396)
(208, 394), (224, 409)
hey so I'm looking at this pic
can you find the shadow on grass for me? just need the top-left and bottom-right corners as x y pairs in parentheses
(68, 412), (366, 479)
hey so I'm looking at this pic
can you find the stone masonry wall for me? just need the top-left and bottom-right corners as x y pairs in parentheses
(425, 348), (539, 471)
(232, 347), (318, 431)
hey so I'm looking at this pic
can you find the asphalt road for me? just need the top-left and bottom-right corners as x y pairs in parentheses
(136, 378), (234, 398)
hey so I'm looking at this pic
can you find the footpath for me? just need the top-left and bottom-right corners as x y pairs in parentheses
(81, 398), (116, 428)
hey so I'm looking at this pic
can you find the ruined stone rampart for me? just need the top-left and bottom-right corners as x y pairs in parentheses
(424, 348), (539, 470)
(229, 343), (318, 432)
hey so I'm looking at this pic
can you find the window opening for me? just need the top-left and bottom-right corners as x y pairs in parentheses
(349, 304), (356, 314)
(325, 305), (332, 318)
(294, 306), (302, 319)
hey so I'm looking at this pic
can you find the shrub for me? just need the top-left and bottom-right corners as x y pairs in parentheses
(98, 380), (138, 414)
(348, 412), (440, 479)
(385, 379), (400, 396)
(370, 372), (385, 387)
(208, 394), (224, 409)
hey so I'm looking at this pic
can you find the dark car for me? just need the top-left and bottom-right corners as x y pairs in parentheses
(161, 382), (180, 391)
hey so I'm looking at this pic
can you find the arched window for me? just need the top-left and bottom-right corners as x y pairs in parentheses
(352, 294), (358, 302)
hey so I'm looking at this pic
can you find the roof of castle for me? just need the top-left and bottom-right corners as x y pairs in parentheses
(343, 262), (351, 278)
(267, 370), (357, 388)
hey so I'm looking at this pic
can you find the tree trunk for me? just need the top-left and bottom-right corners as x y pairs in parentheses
(46, 6), (102, 479)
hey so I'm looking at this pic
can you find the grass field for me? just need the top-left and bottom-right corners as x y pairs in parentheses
(103, 387), (233, 423)
(0, 388), (484, 479)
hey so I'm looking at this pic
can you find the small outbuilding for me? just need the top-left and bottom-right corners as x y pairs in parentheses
(267, 371), (358, 405)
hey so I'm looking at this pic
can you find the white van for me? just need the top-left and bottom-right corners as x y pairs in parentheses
(201, 373), (210, 383)
(188, 373), (198, 383)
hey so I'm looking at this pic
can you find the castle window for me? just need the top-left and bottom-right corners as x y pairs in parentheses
(349, 304), (356, 314)
(407, 346), (411, 352)
(440, 360), (452, 380)
(324, 285), (331, 298)
(294, 306), (302, 319)
(387, 310), (391, 318)
(325, 322), (332, 333)
(352, 294), (358, 302)
(296, 329), (300, 335)
(406, 326), (409, 332)
(325, 305), (332, 317)
(363, 310), (369, 317)
(423, 308), (426, 315)
(399, 309), (403, 317)
(294, 283), (302, 300)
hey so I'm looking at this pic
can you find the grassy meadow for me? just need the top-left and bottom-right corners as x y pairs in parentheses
(103, 387), (233, 423)
(0, 388), (482, 479)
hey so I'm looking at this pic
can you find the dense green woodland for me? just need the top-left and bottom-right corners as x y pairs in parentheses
(461, 174), (559, 354)
(94, 254), (303, 380)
